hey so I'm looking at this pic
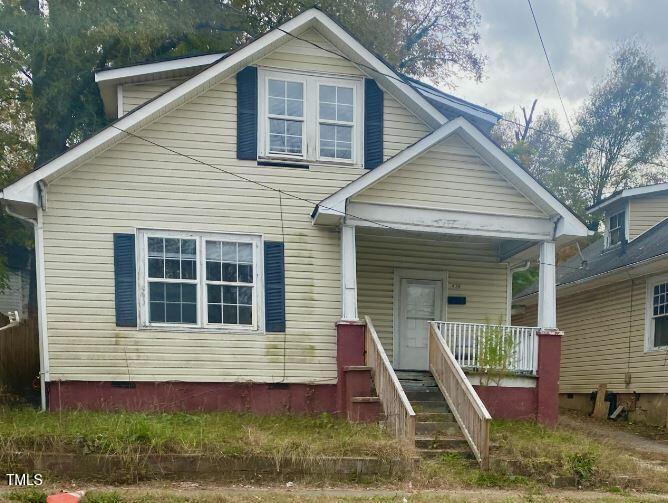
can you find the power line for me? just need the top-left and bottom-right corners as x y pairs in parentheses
(526, 0), (574, 137)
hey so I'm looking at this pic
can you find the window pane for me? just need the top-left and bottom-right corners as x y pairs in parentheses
(148, 258), (164, 279)
(150, 301), (165, 323)
(654, 316), (668, 347)
(165, 259), (180, 279)
(208, 304), (222, 324)
(181, 239), (196, 258)
(320, 125), (352, 160)
(166, 302), (181, 323)
(269, 119), (302, 154)
(238, 264), (253, 283)
(337, 126), (352, 143)
(320, 85), (336, 103)
(320, 124), (335, 141)
(148, 237), (163, 257)
(206, 261), (221, 281)
(222, 263), (237, 282)
(338, 87), (353, 105)
(181, 260), (196, 280)
(208, 284), (221, 303)
(221, 242), (236, 262)
(238, 243), (253, 263)
(223, 285), (238, 304)
(182, 303), (197, 324)
(320, 141), (335, 158)
(239, 305), (253, 325)
(206, 241), (221, 260)
(268, 79), (285, 98)
(286, 99), (303, 117)
(338, 104), (353, 122)
(269, 97), (285, 115)
(223, 304), (238, 324)
(182, 284), (197, 303)
(286, 136), (302, 154)
(286, 81), (303, 100)
(337, 146), (352, 160)
(165, 238), (180, 258)
(239, 286), (253, 305)
(320, 102), (336, 120)
(166, 283), (181, 302)
(149, 282), (165, 302)
(270, 133), (286, 152)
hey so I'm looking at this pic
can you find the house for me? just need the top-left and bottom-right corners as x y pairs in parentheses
(514, 182), (668, 427)
(1, 9), (589, 459)
(0, 244), (31, 322)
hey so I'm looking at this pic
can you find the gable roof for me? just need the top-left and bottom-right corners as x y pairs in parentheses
(313, 116), (589, 239)
(1, 8), (452, 207)
(587, 182), (668, 213)
(515, 218), (668, 300)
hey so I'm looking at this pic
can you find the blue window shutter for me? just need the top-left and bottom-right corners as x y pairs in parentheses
(264, 241), (286, 332)
(237, 66), (258, 160)
(364, 78), (384, 169)
(113, 233), (137, 327)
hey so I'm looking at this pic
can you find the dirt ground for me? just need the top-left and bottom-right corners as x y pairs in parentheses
(560, 413), (668, 460)
(3, 482), (668, 503)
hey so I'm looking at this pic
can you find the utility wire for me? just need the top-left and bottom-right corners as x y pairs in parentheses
(526, 0), (574, 137)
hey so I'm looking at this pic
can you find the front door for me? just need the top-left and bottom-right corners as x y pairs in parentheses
(397, 278), (442, 370)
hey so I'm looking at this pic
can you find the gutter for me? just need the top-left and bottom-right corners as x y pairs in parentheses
(2, 199), (48, 411)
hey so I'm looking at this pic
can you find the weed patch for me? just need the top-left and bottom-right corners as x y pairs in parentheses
(6, 488), (47, 503)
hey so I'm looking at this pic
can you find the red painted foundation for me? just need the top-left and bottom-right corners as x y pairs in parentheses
(48, 381), (337, 414)
(536, 330), (563, 425)
(47, 321), (376, 420)
(473, 385), (537, 420)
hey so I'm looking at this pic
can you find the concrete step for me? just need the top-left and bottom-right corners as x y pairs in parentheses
(416, 421), (461, 436)
(415, 436), (468, 450)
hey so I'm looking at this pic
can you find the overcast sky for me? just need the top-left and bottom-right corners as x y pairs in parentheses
(449, 0), (668, 125)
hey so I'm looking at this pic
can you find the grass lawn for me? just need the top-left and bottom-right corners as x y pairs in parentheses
(1, 407), (667, 495)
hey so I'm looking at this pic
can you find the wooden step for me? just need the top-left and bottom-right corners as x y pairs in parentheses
(415, 436), (468, 450)
(404, 389), (447, 402)
(417, 448), (476, 460)
(416, 421), (461, 435)
(412, 401), (452, 413)
(416, 411), (455, 422)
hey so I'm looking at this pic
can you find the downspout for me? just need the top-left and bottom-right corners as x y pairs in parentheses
(3, 197), (49, 411)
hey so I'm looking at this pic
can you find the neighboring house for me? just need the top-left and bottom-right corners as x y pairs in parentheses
(1, 9), (588, 444)
(0, 245), (31, 321)
(514, 182), (668, 427)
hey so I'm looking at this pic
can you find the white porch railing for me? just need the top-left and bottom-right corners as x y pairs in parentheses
(432, 322), (539, 375)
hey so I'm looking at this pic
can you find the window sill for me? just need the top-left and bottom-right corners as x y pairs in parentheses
(258, 156), (361, 169)
(138, 324), (265, 335)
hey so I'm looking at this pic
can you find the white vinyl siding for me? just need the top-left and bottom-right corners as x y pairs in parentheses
(629, 195), (668, 239)
(42, 75), (363, 383)
(513, 277), (668, 394)
(122, 78), (186, 115)
(357, 232), (509, 361)
(352, 134), (547, 218)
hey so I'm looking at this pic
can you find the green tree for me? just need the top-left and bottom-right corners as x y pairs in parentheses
(232, 0), (484, 84)
(566, 41), (668, 217)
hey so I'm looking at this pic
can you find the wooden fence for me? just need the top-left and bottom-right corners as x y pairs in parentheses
(0, 316), (40, 396)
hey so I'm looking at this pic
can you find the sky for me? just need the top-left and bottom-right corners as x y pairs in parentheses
(448, 0), (668, 126)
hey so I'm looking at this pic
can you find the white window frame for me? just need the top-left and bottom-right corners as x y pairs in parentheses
(137, 229), (264, 333)
(605, 207), (628, 248)
(645, 273), (668, 352)
(257, 68), (364, 166)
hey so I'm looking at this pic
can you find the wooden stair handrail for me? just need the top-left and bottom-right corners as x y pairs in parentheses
(364, 315), (416, 446)
(428, 321), (491, 469)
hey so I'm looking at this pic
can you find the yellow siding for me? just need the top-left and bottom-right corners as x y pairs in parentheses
(44, 75), (364, 384)
(513, 279), (668, 394)
(629, 195), (668, 239)
(352, 134), (547, 218)
(357, 232), (509, 360)
(123, 79), (186, 115)
(383, 93), (431, 160)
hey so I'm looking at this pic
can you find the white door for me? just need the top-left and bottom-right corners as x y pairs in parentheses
(397, 278), (442, 370)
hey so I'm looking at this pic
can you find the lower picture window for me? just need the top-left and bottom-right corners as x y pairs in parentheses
(140, 231), (262, 330)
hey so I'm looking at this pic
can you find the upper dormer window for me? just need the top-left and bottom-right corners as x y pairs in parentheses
(258, 69), (363, 165)
(607, 210), (626, 247)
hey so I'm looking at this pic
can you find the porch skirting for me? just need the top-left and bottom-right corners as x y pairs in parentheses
(47, 381), (337, 414)
(473, 386), (537, 421)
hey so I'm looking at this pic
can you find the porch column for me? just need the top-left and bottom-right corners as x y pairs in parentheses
(537, 240), (557, 329)
(341, 223), (358, 321)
